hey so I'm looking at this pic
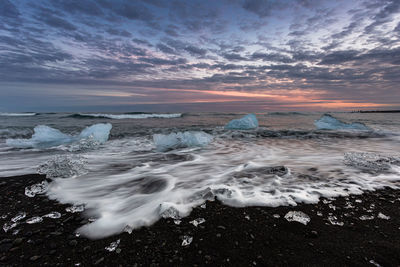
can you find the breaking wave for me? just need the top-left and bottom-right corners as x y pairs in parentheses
(69, 113), (182, 119)
(0, 112), (37, 116)
(46, 136), (400, 239)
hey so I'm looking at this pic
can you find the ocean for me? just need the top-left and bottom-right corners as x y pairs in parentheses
(1, 112), (399, 238)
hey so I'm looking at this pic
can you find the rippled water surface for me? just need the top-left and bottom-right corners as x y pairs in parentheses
(1, 112), (400, 238)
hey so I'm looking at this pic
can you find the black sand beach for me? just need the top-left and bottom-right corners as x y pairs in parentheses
(1, 174), (400, 266)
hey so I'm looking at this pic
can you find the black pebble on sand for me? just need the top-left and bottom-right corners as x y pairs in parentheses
(1, 174), (400, 266)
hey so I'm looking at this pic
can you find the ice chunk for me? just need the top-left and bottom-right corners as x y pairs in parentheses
(327, 215), (344, 226)
(78, 123), (112, 144)
(190, 218), (206, 227)
(377, 212), (390, 220)
(37, 155), (87, 178)
(6, 123), (112, 149)
(3, 222), (18, 232)
(105, 239), (120, 252)
(359, 215), (374, 220)
(344, 152), (400, 172)
(225, 114), (258, 130)
(11, 212), (26, 222)
(26, 216), (43, 224)
(159, 203), (181, 219)
(123, 225), (133, 234)
(174, 220), (182, 225)
(25, 181), (48, 197)
(284, 211), (310, 225)
(181, 235), (193, 246)
(66, 205), (85, 213)
(43, 212), (62, 219)
(314, 114), (370, 130)
(153, 131), (213, 151)
(273, 214), (281, 219)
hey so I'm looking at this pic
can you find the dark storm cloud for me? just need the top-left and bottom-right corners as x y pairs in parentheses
(51, 0), (104, 16)
(0, 0), (20, 19)
(251, 52), (294, 63)
(242, 0), (286, 18)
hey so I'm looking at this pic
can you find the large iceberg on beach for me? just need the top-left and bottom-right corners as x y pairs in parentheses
(153, 131), (213, 151)
(6, 123), (112, 148)
(314, 114), (370, 130)
(225, 114), (258, 130)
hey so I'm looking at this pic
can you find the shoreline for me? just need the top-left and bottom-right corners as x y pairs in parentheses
(1, 174), (400, 266)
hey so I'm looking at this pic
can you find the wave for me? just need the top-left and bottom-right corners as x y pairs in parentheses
(68, 113), (182, 119)
(268, 112), (305, 116)
(6, 123), (112, 149)
(0, 112), (37, 116)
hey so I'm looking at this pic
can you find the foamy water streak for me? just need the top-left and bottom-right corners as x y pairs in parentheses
(47, 134), (400, 239)
(78, 113), (182, 119)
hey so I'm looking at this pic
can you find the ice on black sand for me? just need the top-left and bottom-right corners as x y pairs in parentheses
(181, 235), (193, 246)
(25, 181), (48, 197)
(105, 239), (120, 252)
(190, 218), (205, 227)
(284, 211), (310, 225)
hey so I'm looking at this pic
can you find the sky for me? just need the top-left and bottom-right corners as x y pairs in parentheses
(0, 0), (400, 112)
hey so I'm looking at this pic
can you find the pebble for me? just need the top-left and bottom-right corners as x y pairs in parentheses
(30, 255), (41, 261)
(94, 257), (104, 265)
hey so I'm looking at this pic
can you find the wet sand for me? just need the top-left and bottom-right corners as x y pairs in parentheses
(1, 174), (400, 266)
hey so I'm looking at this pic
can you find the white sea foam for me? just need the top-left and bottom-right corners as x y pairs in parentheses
(315, 114), (370, 130)
(45, 135), (400, 239)
(79, 113), (182, 119)
(0, 112), (36, 116)
(5, 123), (112, 149)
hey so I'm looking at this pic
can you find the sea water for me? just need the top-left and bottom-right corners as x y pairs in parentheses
(0, 112), (399, 238)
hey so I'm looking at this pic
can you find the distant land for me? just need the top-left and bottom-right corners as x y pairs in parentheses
(352, 110), (400, 113)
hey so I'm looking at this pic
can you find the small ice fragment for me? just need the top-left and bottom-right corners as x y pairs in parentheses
(25, 181), (48, 197)
(355, 199), (362, 203)
(12, 229), (20, 235)
(245, 215), (250, 220)
(273, 214), (280, 219)
(11, 212), (26, 222)
(322, 199), (331, 204)
(26, 216), (43, 224)
(75, 232), (81, 237)
(66, 205), (85, 213)
(123, 225), (133, 234)
(159, 203), (181, 219)
(369, 259), (382, 267)
(190, 218), (206, 227)
(3, 222), (18, 232)
(284, 211), (310, 225)
(1, 215), (7, 219)
(181, 235), (193, 246)
(328, 216), (344, 226)
(105, 239), (120, 252)
(328, 204), (336, 210)
(359, 215), (374, 221)
(344, 202), (354, 209)
(200, 203), (206, 209)
(377, 213), (390, 220)
(43, 212), (61, 219)
(174, 220), (182, 225)
(316, 211), (323, 217)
